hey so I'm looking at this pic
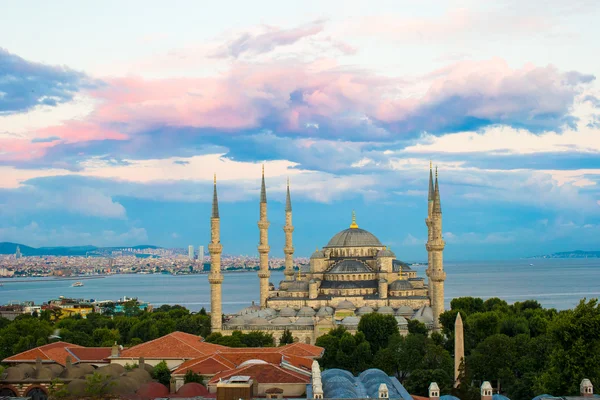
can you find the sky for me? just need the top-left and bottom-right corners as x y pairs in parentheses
(1, 0), (600, 261)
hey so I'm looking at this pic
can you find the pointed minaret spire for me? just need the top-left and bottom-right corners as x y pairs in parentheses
(428, 161), (434, 202)
(285, 177), (292, 212)
(283, 177), (295, 282)
(433, 166), (442, 214)
(212, 173), (219, 218)
(260, 164), (267, 203)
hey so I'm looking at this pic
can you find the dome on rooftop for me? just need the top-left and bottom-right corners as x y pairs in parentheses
(279, 307), (297, 317)
(239, 359), (268, 367)
(326, 227), (382, 248)
(270, 316), (293, 326)
(317, 306), (334, 316)
(294, 317), (315, 326)
(377, 248), (396, 257)
(356, 306), (374, 316)
(137, 382), (169, 398)
(177, 382), (210, 397)
(396, 305), (414, 316)
(311, 249), (325, 259)
(328, 259), (372, 274)
(395, 316), (408, 325)
(289, 280), (309, 292)
(298, 307), (316, 317)
(377, 306), (395, 315)
(341, 316), (360, 326)
(336, 300), (356, 310)
(227, 316), (245, 326)
(248, 317), (270, 325)
(390, 280), (413, 291)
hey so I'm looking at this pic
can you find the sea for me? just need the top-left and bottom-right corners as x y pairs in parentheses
(0, 259), (599, 314)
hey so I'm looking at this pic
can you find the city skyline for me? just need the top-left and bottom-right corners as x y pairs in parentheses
(1, 1), (600, 260)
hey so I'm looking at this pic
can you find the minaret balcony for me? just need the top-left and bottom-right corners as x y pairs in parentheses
(208, 274), (223, 284)
(208, 243), (222, 253)
(283, 226), (294, 233)
(257, 221), (270, 229)
(258, 271), (271, 278)
(258, 244), (270, 253)
(429, 270), (446, 281)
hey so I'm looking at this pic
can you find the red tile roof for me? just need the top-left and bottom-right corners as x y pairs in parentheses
(281, 354), (313, 372)
(172, 354), (236, 375)
(66, 347), (112, 362)
(3, 342), (83, 366)
(118, 331), (225, 359)
(209, 363), (310, 385)
(278, 342), (324, 358)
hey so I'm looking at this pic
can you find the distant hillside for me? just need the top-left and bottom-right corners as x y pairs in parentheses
(530, 250), (600, 259)
(0, 242), (161, 257)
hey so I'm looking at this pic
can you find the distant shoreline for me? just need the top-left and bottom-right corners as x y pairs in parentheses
(0, 276), (106, 284)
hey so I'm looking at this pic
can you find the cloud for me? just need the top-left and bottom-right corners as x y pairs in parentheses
(0, 48), (95, 114)
(212, 19), (327, 58)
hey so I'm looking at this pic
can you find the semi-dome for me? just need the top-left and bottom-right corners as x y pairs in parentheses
(226, 316), (245, 325)
(328, 259), (372, 274)
(326, 228), (382, 248)
(294, 317), (315, 325)
(395, 316), (408, 325)
(177, 382), (210, 397)
(390, 280), (412, 291)
(341, 316), (360, 326)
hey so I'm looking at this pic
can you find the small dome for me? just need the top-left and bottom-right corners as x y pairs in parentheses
(248, 317), (270, 325)
(137, 382), (169, 398)
(311, 249), (325, 259)
(377, 306), (395, 315)
(326, 227), (383, 248)
(60, 366), (85, 379)
(16, 364), (35, 377)
(396, 305), (414, 316)
(294, 317), (315, 326)
(390, 280), (412, 291)
(78, 364), (95, 375)
(316, 306), (334, 316)
(238, 304), (261, 315)
(356, 306), (374, 316)
(126, 368), (152, 383)
(36, 366), (55, 380)
(279, 307), (297, 317)
(226, 316), (246, 325)
(177, 382), (210, 397)
(377, 248), (396, 258)
(298, 307), (316, 317)
(395, 316), (408, 325)
(493, 395), (511, 400)
(336, 300), (356, 310)
(289, 280), (309, 292)
(106, 376), (139, 395)
(47, 364), (64, 376)
(341, 316), (360, 326)
(270, 316), (293, 326)
(257, 308), (277, 318)
(4, 367), (25, 380)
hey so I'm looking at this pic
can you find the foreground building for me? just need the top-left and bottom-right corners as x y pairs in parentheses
(1, 331), (323, 399)
(210, 165), (446, 343)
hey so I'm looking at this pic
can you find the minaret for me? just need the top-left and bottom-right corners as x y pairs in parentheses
(283, 178), (295, 282)
(454, 312), (464, 387)
(208, 174), (223, 332)
(258, 165), (271, 308)
(426, 166), (446, 330)
(425, 162), (435, 307)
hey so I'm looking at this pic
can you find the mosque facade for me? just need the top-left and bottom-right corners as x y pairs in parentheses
(209, 165), (446, 344)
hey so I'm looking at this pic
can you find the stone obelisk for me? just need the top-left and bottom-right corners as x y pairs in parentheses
(454, 312), (464, 387)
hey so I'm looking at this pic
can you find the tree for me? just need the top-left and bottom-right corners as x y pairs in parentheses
(152, 360), (172, 388)
(85, 372), (114, 397)
(279, 329), (294, 345)
(357, 313), (399, 353)
(407, 319), (429, 336)
(184, 370), (204, 385)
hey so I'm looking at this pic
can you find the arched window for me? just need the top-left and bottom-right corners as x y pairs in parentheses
(26, 387), (48, 400)
(0, 388), (17, 397)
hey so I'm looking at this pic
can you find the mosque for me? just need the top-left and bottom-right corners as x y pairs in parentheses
(208, 165), (446, 344)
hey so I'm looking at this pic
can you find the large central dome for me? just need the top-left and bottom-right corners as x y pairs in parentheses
(325, 228), (383, 247)
(326, 211), (383, 248)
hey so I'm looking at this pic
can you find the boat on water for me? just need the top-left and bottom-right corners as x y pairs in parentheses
(71, 281), (84, 287)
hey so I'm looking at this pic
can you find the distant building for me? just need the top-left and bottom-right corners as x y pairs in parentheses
(15, 245), (21, 259)
(188, 245), (194, 261)
(198, 245), (204, 264)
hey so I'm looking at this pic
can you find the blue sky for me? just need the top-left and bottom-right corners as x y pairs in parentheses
(1, 0), (599, 260)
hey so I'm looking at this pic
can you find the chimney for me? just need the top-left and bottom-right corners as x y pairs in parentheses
(481, 381), (493, 400)
(65, 356), (72, 371)
(35, 356), (43, 376)
(111, 341), (120, 358)
(581, 379), (594, 397)
(379, 383), (389, 399)
(429, 382), (440, 400)
(138, 357), (145, 370)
